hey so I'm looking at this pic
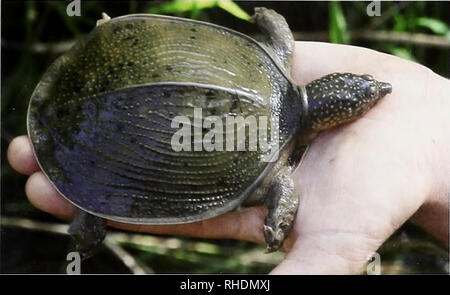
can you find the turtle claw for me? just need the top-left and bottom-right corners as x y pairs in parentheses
(263, 224), (281, 253)
(263, 224), (274, 240)
(265, 245), (277, 254)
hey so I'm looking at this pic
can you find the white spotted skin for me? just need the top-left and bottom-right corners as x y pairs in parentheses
(305, 73), (392, 132)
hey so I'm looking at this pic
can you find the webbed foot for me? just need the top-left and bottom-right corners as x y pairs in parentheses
(251, 7), (294, 73)
(68, 210), (107, 259)
(263, 167), (299, 252)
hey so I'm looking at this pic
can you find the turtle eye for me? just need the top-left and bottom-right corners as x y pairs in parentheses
(366, 85), (377, 97)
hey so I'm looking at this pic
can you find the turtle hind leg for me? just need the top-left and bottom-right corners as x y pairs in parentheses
(68, 210), (107, 259)
(251, 7), (295, 73)
(263, 166), (299, 253)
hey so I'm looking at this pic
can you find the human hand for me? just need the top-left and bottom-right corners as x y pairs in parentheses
(8, 41), (449, 274)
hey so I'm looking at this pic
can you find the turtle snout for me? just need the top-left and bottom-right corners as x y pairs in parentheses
(378, 82), (392, 97)
(263, 223), (288, 253)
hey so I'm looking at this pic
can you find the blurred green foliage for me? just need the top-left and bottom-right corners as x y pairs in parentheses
(329, 1), (450, 62)
(329, 2), (350, 44)
(415, 17), (450, 37)
(1, 1), (449, 274)
(148, 0), (251, 21)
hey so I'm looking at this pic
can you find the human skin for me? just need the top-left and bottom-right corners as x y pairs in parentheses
(7, 41), (450, 274)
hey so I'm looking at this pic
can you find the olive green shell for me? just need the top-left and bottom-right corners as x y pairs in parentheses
(27, 14), (302, 224)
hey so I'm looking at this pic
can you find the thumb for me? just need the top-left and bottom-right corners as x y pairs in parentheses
(270, 230), (381, 274)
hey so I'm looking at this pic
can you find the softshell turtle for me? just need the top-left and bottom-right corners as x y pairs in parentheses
(27, 8), (392, 256)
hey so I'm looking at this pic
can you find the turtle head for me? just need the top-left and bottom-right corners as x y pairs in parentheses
(304, 73), (391, 132)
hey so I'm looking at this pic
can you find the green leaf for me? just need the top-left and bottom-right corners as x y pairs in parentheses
(387, 47), (416, 61)
(190, 1), (202, 19)
(148, 0), (250, 21)
(217, 0), (251, 21)
(415, 17), (449, 36)
(148, 0), (216, 15)
(393, 14), (407, 32)
(328, 2), (349, 44)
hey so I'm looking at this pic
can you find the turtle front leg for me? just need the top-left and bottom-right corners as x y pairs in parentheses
(251, 7), (295, 73)
(68, 210), (107, 259)
(263, 166), (299, 252)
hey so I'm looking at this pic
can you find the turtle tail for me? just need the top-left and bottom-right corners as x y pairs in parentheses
(68, 210), (108, 260)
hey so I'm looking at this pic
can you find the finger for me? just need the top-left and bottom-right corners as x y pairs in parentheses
(25, 166), (268, 244)
(24, 164), (267, 244)
(271, 120), (432, 274)
(110, 206), (267, 244)
(271, 234), (374, 274)
(7, 135), (40, 175)
(25, 171), (78, 219)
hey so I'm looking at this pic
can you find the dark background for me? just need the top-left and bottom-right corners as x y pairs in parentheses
(1, 1), (449, 274)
